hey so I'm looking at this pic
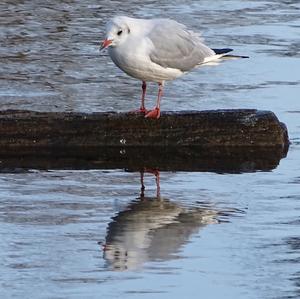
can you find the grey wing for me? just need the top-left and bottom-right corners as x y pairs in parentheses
(148, 20), (215, 72)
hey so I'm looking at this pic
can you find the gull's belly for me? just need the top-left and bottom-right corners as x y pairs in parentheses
(108, 47), (183, 82)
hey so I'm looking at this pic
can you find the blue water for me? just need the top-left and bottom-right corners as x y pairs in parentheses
(0, 1), (300, 298)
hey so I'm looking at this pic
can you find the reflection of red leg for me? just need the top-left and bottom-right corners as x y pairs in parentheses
(140, 170), (145, 198)
(154, 170), (160, 198)
(140, 169), (160, 198)
(145, 82), (163, 119)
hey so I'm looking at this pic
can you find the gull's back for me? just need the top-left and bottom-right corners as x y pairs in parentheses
(147, 18), (215, 72)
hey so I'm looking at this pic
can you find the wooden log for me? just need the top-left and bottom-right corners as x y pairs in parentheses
(0, 109), (288, 148)
(0, 109), (289, 172)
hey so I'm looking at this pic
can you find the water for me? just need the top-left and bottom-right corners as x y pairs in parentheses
(0, 0), (300, 298)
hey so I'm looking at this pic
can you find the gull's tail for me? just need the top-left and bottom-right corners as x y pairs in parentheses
(200, 48), (249, 66)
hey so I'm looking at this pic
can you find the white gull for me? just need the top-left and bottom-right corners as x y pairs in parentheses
(101, 16), (247, 119)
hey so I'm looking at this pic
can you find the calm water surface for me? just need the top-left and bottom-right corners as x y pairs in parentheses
(1, 0), (300, 298)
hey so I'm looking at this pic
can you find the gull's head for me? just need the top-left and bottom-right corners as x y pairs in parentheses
(100, 16), (131, 51)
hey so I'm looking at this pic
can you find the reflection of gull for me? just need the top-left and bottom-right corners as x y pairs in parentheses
(103, 197), (218, 271)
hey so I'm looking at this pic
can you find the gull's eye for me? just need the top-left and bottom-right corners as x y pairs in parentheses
(117, 30), (123, 36)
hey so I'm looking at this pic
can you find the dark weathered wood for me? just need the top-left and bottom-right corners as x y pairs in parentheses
(0, 109), (289, 172)
(0, 109), (289, 148)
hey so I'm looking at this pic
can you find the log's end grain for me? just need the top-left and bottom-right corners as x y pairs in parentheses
(0, 109), (289, 172)
(279, 121), (290, 151)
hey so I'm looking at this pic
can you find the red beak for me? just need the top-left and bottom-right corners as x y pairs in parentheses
(100, 39), (113, 51)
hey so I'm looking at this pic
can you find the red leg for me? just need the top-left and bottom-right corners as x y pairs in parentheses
(145, 82), (163, 119)
(140, 81), (147, 113)
(130, 81), (147, 114)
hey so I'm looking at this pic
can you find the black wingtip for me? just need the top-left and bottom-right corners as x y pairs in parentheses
(223, 54), (250, 59)
(212, 48), (233, 55)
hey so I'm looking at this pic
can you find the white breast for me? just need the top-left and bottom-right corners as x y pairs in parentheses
(108, 38), (183, 83)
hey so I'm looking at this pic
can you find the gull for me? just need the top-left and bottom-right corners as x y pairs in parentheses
(101, 16), (247, 119)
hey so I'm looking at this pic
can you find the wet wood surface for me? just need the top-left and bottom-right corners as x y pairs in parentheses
(0, 109), (289, 172)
